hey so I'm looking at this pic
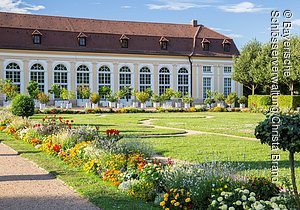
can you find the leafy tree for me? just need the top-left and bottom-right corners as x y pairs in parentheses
(98, 86), (112, 99)
(90, 92), (101, 104)
(136, 92), (150, 103)
(225, 92), (238, 105)
(27, 80), (40, 99)
(37, 92), (50, 104)
(255, 113), (300, 209)
(11, 94), (35, 118)
(60, 88), (76, 100)
(0, 79), (18, 101)
(48, 84), (62, 99)
(77, 85), (91, 100)
(278, 36), (300, 95)
(233, 39), (264, 95)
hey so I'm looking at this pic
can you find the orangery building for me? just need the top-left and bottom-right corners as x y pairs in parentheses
(0, 12), (242, 104)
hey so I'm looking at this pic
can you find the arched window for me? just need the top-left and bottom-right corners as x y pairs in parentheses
(119, 66), (132, 99)
(178, 68), (189, 96)
(158, 67), (170, 95)
(5, 62), (21, 92)
(139, 67), (151, 92)
(30, 63), (45, 92)
(76, 65), (90, 99)
(54, 64), (68, 90)
(98, 66), (111, 98)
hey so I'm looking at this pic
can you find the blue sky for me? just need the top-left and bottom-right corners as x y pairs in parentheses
(1, 0), (300, 49)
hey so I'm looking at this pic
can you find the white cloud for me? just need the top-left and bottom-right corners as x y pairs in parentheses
(146, 0), (210, 11)
(292, 19), (300, 27)
(225, 33), (243, 38)
(0, 0), (45, 14)
(210, 27), (232, 32)
(219, 2), (270, 13)
(121, 5), (132, 9)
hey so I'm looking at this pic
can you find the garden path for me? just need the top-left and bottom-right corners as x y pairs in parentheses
(0, 143), (100, 210)
(140, 119), (258, 141)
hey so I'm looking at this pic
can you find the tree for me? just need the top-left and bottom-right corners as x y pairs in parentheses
(77, 85), (91, 100)
(60, 88), (76, 100)
(136, 92), (150, 103)
(98, 86), (112, 99)
(255, 113), (300, 209)
(233, 39), (264, 95)
(0, 79), (18, 101)
(11, 94), (35, 118)
(90, 92), (101, 104)
(49, 84), (62, 99)
(278, 36), (300, 95)
(27, 80), (40, 99)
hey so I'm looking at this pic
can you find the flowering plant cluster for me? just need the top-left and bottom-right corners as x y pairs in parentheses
(160, 188), (192, 210)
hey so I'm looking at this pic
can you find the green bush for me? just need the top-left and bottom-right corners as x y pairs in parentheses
(11, 94), (35, 118)
(278, 95), (300, 109)
(248, 95), (271, 108)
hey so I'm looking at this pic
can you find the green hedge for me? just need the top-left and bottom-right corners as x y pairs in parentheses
(278, 95), (300, 109)
(248, 95), (272, 108)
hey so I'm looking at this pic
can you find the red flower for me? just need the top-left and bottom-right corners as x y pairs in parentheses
(106, 129), (120, 136)
(68, 125), (71, 129)
(53, 144), (61, 153)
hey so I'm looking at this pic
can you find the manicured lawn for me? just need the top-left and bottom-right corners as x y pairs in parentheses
(0, 133), (159, 210)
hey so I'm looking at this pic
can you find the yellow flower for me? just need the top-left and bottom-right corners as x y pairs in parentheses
(174, 202), (180, 206)
(165, 208), (170, 210)
(164, 197), (168, 201)
(185, 198), (191, 203)
(183, 207), (188, 210)
(171, 200), (176, 204)
(224, 185), (228, 189)
(160, 201), (165, 206)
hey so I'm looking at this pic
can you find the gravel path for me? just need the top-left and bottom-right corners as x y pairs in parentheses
(0, 143), (100, 210)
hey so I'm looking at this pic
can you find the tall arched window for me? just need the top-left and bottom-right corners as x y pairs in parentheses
(158, 67), (170, 95)
(178, 67), (189, 96)
(119, 66), (132, 99)
(30, 63), (45, 92)
(5, 62), (21, 92)
(139, 67), (151, 92)
(76, 65), (90, 99)
(54, 64), (68, 90)
(98, 65), (111, 92)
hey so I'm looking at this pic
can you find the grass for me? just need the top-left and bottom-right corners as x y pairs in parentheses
(0, 133), (159, 210)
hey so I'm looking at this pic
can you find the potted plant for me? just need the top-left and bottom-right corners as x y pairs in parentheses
(98, 86), (112, 107)
(131, 88), (139, 108)
(37, 92), (50, 110)
(151, 94), (161, 108)
(136, 91), (150, 109)
(173, 91), (182, 108)
(214, 92), (225, 107)
(144, 87), (153, 107)
(116, 89), (127, 108)
(27, 80), (40, 108)
(107, 93), (118, 108)
(161, 88), (174, 108)
(225, 92), (238, 108)
(238, 96), (247, 109)
(90, 92), (101, 109)
(60, 88), (76, 109)
(182, 95), (194, 109)
(77, 85), (91, 108)
(204, 90), (216, 108)
(0, 79), (18, 106)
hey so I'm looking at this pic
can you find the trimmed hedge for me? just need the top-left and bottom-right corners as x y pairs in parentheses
(248, 95), (272, 108)
(278, 95), (300, 109)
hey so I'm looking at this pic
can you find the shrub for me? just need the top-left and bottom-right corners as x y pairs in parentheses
(114, 139), (155, 158)
(128, 180), (156, 201)
(278, 95), (300, 110)
(238, 96), (247, 104)
(37, 92), (50, 104)
(225, 92), (238, 105)
(90, 92), (101, 104)
(159, 188), (193, 210)
(248, 95), (271, 109)
(136, 92), (150, 103)
(27, 80), (40, 99)
(48, 84), (61, 99)
(11, 94), (35, 118)
(60, 88), (76, 100)
(210, 107), (226, 112)
(0, 79), (18, 101)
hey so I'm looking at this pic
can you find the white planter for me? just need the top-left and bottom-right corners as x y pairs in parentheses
(85, 102), (91, 109)
(34, 99), (40, 108)
(217, 102), (225, 108)
(100, 101), (109, 107)
(240, 104), (246, 109)
(66, 103), (72, 109)
(184, 103), (191, 109)
(175, 102), (182, 108)
(117, 103), (124, 109)
(153, 102), (160, 108)
(163, 101), (173, 108)
(146, 101), (152, 107)
(109, 102), (116, 108)
(140, 103), (146, 109)
(76, 99), (89, 107)
(3, 101), (11, 107)
(92, 103), (99, 109)
(55, 100), (69, 108)
(132, 101), (139, 108)
(39, 103), (46, 110)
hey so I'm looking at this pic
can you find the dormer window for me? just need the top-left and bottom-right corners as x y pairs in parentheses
(32, 29), (42, 44)
(222, 39), (231, 52)
(201, 38), (210, 51)
(77, 32), (87, 46)
(159, 36), (169, 50)
(120, 34), (129, 48)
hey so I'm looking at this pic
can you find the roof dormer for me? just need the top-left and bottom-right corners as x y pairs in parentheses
(222, 39), (231, 52)
(77, 32), (87, 46)
(159, 36), (169, 50)
(120, 34), (129, 48)
(201, 38), (210, 51)
(32, 29), (42, 44)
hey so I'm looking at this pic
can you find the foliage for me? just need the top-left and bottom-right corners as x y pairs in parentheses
(37, 92), (50, 104)
(128, 180), (156, 201)
(48, 84), (61, 99)
(136, 92), (150, 103)
(204, 90), (216, 105)
(214, 92), (225, 102)
(278, 95), (300, 110)
(107, 93), (118, 102)
(173, 91), (182, 99)
(114, 139), (155, 158)
(182, 95), (193, 104)
(145, 88), (153, 98)
(98, 86), (112, 99)
(90, 92), (101, 104)
(62, 126), (97, 149)
(94, 129), (123, 152)
(210, 107), (226, 112)
(11, 94), (35, 118)
(77, 85), (91, 99)
(0, 79), (18, 101)
(238, 96), (247, 104)
(225, 92), (238, 105)
(27, 80), (40, 99)
(159, 188), (192, 210)
(248, 95), (271, 109)
(60, 88), (76, 100)
(151, 94), (162, 103)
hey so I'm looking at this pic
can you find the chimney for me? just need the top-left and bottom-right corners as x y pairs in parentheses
(191, 19), (198, 27)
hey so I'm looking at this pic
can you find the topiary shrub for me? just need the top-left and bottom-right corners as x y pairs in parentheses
(278, 95), (300, 110)
(11, 94), (35, 118)
(248, 95), (271, 109)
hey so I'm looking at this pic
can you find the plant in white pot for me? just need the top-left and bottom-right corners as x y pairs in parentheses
(98, 86), (111, 107)
(161, 88), (174, 108)
(204, 90), (216, 108)
(116, 89), (127, 108)
(0, 79), (18, 106)
(90, 92), (101, 109)
(182, 95), (194, 109)
(214, 92), (225, 107)
(173, 91), (182, 108)
(77, 85), (91, 108)
(225, 92), (238, 108)
(151, 94), (161, 108)
(107, 93), (118, 108)
(27, 80), (40, 108)
(60, 88), (76, 109)
(37, 92), (50, 110)
(136, 91), (150, 109)
(238, 96), (247, 109)
(131, 88), (139, 108)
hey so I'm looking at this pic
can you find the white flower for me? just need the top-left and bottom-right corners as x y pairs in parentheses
(250, 192), (256, 197)
(254, 204), (265, 210)
(229, 207), (235, 210)
(211, 200), (217, 206)
(241, 195), (247, 201)
(235, 200), (242, 205)
(249, 196), (256, 202)
(221, 192), (226, 196)
(243, 189), (250, 194)
(217, 197), (223, 202)
(221, 204), (228, 210)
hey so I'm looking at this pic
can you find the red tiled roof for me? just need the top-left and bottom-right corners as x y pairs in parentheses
(0, 12), (239, 57)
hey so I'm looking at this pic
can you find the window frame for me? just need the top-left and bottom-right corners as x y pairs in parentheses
(76, 65), (90, 99)
(202, 77), (212, 99)
(177, 67), (189, 96)
(139, 66), (152, 92)
(30, 63), (45, 92)
(158, 67), (171, 95)
(5, 62), (21, 93)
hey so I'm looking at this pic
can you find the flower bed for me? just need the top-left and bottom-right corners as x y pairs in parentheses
(0, 111), (296, 210)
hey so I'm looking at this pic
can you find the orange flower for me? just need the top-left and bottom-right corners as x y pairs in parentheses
(53, 144), (61, 153)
